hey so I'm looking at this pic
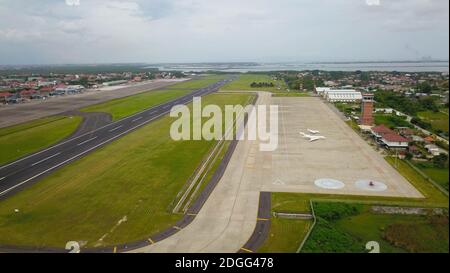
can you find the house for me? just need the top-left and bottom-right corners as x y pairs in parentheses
(39, 86), (53, 97)
(408, 145), (421, 156)
(19, 89), (37, 99)
(397, 128), (415, 137)
(371, 124), (410, 149)
(425, 144), (448, 156)
(410, 135), (425, 143)
(380, 133), (410, 149)
(371, 124), (394, 139)
(5, 94), (22, 104)
(424, 136), (435, 143)
(0, 92), (12, 104)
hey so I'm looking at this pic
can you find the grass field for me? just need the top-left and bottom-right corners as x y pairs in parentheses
(411, 161), (449, 191)
(258, 218), (311, 253)
(303, 203), (448, 253)
(0, 93), (253, 248)
(374, 114), (412, 129)
(337, 210), (448, 253)
(81, 89), (194, 121)
(0, 116), (82, 165)
(418, 110), (449, 133)
(165, 75), (227, 90)
(220, 74), (287, 92)
(258, 155), (449, 253)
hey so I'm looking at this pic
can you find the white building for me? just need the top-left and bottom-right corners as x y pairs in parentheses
(316, 87), (363, 102)
(54, 85), (85, 95)
(315, 87), (331, 95)
(375, 108), (394, 114)
(325, 90), (363, 102)
(425, 144), (448, 156)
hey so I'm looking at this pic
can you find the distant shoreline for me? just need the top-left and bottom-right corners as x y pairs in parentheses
(1, 61), (449, 73)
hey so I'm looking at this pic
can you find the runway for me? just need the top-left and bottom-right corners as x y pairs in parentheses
(0, 78), (234, 200)
(0, 79), (185, 128)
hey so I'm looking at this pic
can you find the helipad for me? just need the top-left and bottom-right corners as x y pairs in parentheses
(314, 178), (345, 190)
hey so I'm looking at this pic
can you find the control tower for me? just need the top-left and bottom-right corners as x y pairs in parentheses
(360, 93), (374, 126)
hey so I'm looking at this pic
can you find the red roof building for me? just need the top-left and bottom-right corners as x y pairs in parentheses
(19, 89), (37, 98)
(39, 86), (54, 93)
(382, 133), (410, 143)
(424, 136), (434, 143)
(372, 124), (410, 149)
(370, 124), (395, 137)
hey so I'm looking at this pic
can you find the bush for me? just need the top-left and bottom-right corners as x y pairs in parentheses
(302, 218), (364, 253)
(314, 202), (364, 221)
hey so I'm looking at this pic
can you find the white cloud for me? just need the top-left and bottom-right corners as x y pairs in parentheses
(366, 0), (381, 6)
(0, 0), (448, 64)
(65, 0), (81, 7)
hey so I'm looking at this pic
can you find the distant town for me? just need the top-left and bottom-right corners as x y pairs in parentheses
(0, 67), (185, 104)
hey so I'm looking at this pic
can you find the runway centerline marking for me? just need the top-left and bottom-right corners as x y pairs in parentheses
(31, 153), (62, 167)
(77, 136), (98, 146)
(109, 125), (123, 132)
(132, 117), (143, 122)
(0, 177), (5, 181)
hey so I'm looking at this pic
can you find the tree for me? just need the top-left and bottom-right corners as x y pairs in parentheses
(432, 154), (448, 168)
(419, 97), (439, 112)
(418, 82), (432, 94)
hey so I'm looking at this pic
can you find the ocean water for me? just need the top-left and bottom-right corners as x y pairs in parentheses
(149, 62), (449, 73)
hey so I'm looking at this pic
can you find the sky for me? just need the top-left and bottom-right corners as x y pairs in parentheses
(0, 0), (448, 65)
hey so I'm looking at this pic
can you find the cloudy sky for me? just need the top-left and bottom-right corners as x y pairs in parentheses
(0, 0), (448, 64)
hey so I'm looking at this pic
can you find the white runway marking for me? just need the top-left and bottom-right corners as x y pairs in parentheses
(77, 136), (98, 146)
(109, 125), (123, 132)
(132, 117), (143, 122)
(31, 153), (62, 166)
(0, 177), (5, 181)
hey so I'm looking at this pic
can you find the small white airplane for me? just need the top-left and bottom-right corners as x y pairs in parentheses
(307, 129), (320, 134)
(300, 132), (326, 142)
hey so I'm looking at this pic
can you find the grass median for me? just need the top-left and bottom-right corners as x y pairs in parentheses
(0, 116), (82, 165)
(81, 89), (194, 121)
(165, 75), (227, 90)
(220, 74), (287, 93)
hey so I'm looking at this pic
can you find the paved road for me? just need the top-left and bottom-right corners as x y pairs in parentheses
(0, 78), (234, 200)
(0, 79), (186, 128)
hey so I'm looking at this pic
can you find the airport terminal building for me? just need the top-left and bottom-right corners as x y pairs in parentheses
(316, 87), (363, 102)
